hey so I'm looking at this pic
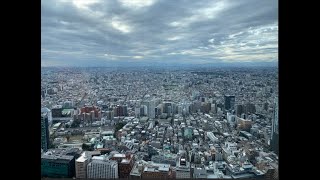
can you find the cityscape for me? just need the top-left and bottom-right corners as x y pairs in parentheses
(41, 0), (278, 179)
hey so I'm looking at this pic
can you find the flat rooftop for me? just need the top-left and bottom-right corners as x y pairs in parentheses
(121, 159), (130, 164)
(144, 163), (170, 172)
(76, 152), (88, 163)
(41, 154), (74, 161)
(114, 154), (126, 158)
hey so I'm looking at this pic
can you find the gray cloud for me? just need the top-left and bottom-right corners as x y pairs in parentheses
(41, 0), (278, 66)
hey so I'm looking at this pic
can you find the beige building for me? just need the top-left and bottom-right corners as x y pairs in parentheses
(75, 151), (100, 179)
(75, 152), (90, 179)
(237, 117), (252, 131)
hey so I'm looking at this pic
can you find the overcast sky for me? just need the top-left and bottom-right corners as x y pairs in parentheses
(41, 0), (278, 67)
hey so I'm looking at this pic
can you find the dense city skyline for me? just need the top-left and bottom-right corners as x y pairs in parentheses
(41, 0), (278, 67)
(41, 66), (278, 179)
(41, 1), (278, 179)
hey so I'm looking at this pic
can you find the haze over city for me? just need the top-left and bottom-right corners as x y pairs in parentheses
(41, 0), (278, 67)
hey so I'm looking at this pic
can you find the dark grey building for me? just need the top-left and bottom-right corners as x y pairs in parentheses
(41, 114), (50, 152)
(224, 95), (235, 111)
(271, 97), (279, 155)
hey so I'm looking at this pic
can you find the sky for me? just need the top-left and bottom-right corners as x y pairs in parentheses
(41, 0), (278, 67)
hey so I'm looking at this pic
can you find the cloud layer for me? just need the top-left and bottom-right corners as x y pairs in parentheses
(41, 0), (278, 66)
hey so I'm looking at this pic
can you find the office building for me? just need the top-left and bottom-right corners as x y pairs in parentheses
(87, 155), (118, 179)
(200, 102), (211, 113)
(41, 154), (75, 178)
(42, 107), (52, 126)
(135, 107), (140, 118)
(184, 128), (193, 140)
(271, 97), (279, 155)
(106, 110), (114, 120)
(110, 153), (135, 178)
(41, 113), (50, 152)
(206, 132), (219, 143)
(236, 104), (244, 117)
(224, 95), (235, 111)
(142, 162), (172, 179)
(52, 107), (63, 117)
(148, 100), (156, 119)
(193, 165), (207, 179)
(245, 103), (256, 114)
(114, 105), (127, 117)
(123, 105), (128, 116)
(151, 153), (177, 166)
(130, 160), (148, 179)
(41, 90), (46, 99)
(75, 152), (91, 179)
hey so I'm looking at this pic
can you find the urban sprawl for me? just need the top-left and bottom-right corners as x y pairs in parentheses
(41, 66), (278, 179)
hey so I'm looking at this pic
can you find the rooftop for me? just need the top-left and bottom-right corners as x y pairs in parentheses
(144, 163), (170, 172)
(114, 154), (126, 158)
(76, 152), (88, 163)
(41, 154), (74, 161)
(121, 159), (130, 164)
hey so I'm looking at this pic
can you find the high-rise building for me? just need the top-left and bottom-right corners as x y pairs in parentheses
(106, 110), (114, 120)
(123, 105), (128, 116)
(245, 103), (256, 114)
(140, 106), (145, 116)
(178, 105), (183, 115)
(148, 101), (156, 119)
(41, 90), (46, 99)
(163, 102), (172, 113)
(42, 107), (53, 126)
(135, 107), (140, 118)
(224, 95), (235, 111)
(200, 102), (211, 113)
(41, 154), (75, 178)
(41, 113), (50, 152)
(184, 128), (193, 140)
(271, 97), (279, 155)
(75, 152), (91, 179)
(110, 153), (135, 178)
(236, 104), (244, 117)
(114, 105), (126, 117)
(87, 156), (118, 179)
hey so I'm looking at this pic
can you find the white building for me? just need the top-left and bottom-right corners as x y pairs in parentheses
(227, 112), (236, 124)
(135, 107), (140, 117)
(41, 107), (52, 126)
(206, 132), (218, 143)
(225, 142), (237, 152)
(214, 121), (222, 129)
(193, 166), (207, 178)
(75, 151), (99, 179)
(87, 155), (118, 179)
(176, 158), (191, 179)
(222, 142), (239, 160)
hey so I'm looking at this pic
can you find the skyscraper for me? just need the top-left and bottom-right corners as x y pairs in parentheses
(224, 95), (235, 111)
(271, 97), (279, 155)
(148, 100), (156, 119)
(41, 113), (50, 152)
